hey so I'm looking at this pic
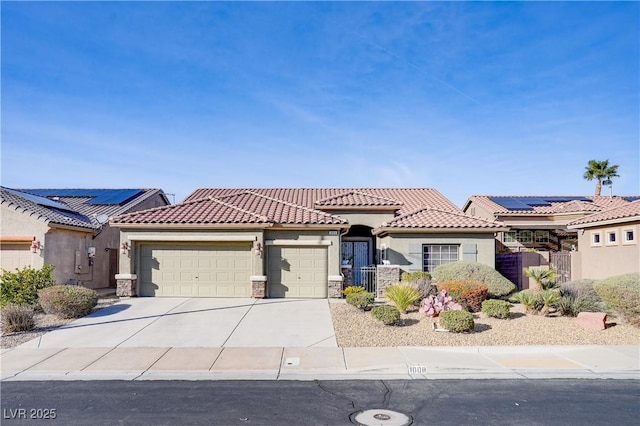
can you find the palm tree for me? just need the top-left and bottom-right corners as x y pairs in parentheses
(583, 159), (620, 196)
(523, 267), (556, 291)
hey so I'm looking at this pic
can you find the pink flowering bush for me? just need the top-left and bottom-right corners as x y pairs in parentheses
(419, 290), (462, 317)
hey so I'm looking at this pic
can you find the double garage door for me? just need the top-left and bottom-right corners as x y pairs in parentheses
(139, 243), (252, 297)
(139, 243), (328, 298)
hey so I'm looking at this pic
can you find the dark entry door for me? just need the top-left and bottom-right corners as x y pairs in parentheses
(342, 240), (371, 286)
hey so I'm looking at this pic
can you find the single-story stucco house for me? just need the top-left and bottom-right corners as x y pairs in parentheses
(0, 187), (169, 289)
(462, 195), (638, 252)
(567, 200), (640, 280)
(111, 188), (506, 299)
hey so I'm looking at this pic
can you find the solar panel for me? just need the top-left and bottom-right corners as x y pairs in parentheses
(516, 197), (551, 207)
(4, 188), (76, 212)
(489, 197), (533, 210)
(22, 189), (144, 206)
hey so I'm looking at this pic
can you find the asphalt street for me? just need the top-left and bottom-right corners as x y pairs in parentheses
(2, 379), (639, 425)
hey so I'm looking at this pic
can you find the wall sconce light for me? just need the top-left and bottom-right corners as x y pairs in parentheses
(121, 241), (130, 255)
(254, 242), (262, 256)
(30, 238), (41, 253)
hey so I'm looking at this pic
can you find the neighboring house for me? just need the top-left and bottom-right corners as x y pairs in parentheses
(111, 188), (506, 299)
(567, 200), (640, 280)
(0, 188), (169, 289)
(462, 195), (639, 252)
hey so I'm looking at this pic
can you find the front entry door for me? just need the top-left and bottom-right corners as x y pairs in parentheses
(342, 240), (371, 286)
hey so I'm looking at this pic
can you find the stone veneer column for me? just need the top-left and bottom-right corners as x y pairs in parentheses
(328, 275), (344, 298)
(115, 274), (137, 297)
(376, 265), (400, 298)
(251, 275), (267, 298)
(340, 265), (353, 290)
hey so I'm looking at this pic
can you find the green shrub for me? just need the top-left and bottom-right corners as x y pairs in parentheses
(593, 273), (640, 327)
(346, 292), (375, 310)
(481, 299), (511, 319)
(371, 305), (401, 325)
(539, 290), (560, 317)
(558, 279), (603, 317)
(0, 265), (56, 306)
(401, 271), (437, 299)
(38, 285), (98, 319)
(384, 284), (421, 313)
(438, 310), (474, 332)
(1, 304), (35, 333)
(437, 280), (488, 312)
(342, 286), (365, 296)
(432, 261), (516, 298)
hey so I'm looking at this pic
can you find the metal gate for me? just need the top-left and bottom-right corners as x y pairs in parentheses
(550, 252), (572, 284)
(360, 266), (377, 295)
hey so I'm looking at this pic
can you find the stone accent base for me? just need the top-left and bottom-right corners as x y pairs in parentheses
(328, 275), (344, 298)
(251, 276), (267, 298)
(376, 265), (400, 298)
(115, 274), (137, 297)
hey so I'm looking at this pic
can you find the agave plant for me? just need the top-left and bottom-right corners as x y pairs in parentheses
(511, 290), (539, 314)
(383, 284), (421, 314)
(419, 290), (462, 317)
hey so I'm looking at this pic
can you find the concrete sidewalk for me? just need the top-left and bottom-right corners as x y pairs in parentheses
(1, 345), (638, 381)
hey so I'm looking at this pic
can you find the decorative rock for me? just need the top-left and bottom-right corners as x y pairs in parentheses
(576, 312), (607, 330)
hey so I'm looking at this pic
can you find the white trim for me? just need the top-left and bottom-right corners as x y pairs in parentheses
(128, 235), (257, 242)
(115, 274), (137, 280)
(265, 240), (332, 246)
(623, 228), (636, 245)
(590, 231), (602, 247)
(328, 275), (343, 282)
(605, 230), (618, 246)
(250, 275), (267, 282)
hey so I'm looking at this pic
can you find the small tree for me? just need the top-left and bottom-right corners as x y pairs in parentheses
(583, 159), (619, 196)
(523, 267), (556, 291)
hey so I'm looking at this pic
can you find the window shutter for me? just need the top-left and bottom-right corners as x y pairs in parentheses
(462, 243), (477, 262)
(407, 244), (422, 271)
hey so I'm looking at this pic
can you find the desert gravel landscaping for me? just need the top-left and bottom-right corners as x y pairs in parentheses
(330, 300), (640, 347)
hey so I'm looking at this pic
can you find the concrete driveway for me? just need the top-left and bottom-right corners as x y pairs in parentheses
(19, 298), (337, 349)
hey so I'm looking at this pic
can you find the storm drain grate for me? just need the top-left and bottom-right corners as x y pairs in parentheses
(350, 409), (412, 426)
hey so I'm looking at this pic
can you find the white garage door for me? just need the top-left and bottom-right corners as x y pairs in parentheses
(139, 243), (252, 297)
(0, 243), (33, 271)
(267, 246), (327, 298)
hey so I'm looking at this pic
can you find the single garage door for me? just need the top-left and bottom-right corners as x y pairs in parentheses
(0, 243), (33, 271)
(267, 246), (327, 298)
(139, 243), (252, 297)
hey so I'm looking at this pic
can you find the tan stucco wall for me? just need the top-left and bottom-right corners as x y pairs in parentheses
(464, 201), (496, 221)
(574, 222), (639, 279)
(329, 211), (396, 229)
(380, 233), (497, 273)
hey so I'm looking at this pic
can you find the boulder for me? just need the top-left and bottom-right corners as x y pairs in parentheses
(576, 312), (607, 330)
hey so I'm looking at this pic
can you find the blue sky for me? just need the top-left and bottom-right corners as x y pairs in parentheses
(2, 1), (638, 206)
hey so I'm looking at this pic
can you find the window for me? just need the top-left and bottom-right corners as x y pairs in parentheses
(422, 245), (459, 272)
(519, 231), (533, 243)
(624, 229), (635, 244)
(607, 231), (617, 245)
(535, 231), (550, 243)
(591, 232), (602, 246)
(503, 231), (517, 243)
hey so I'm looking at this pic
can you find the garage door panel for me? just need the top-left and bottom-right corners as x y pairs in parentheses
(267, 246), (327, 298)
(139, 243), (252, 297)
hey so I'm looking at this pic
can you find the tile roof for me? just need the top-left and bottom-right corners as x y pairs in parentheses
(0, 187), (165, 231)
(378, 207), (506, 231)
(314, 190), (403, 208)
(114, 187), (481, 229)
(465, 195), (637, 216)
(185, 188), (459, 215)
(568, 200), (640, 227)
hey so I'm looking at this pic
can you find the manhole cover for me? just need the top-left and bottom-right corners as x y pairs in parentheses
(350, 409), (412, 426)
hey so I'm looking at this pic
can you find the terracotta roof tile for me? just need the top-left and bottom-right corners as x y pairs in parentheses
(186, 188), (459, 215)
(314, 190), (403, 208)
(568, 200), (640, 227)
(380, 207), (505, 230)
(466, 195), (637, 215)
